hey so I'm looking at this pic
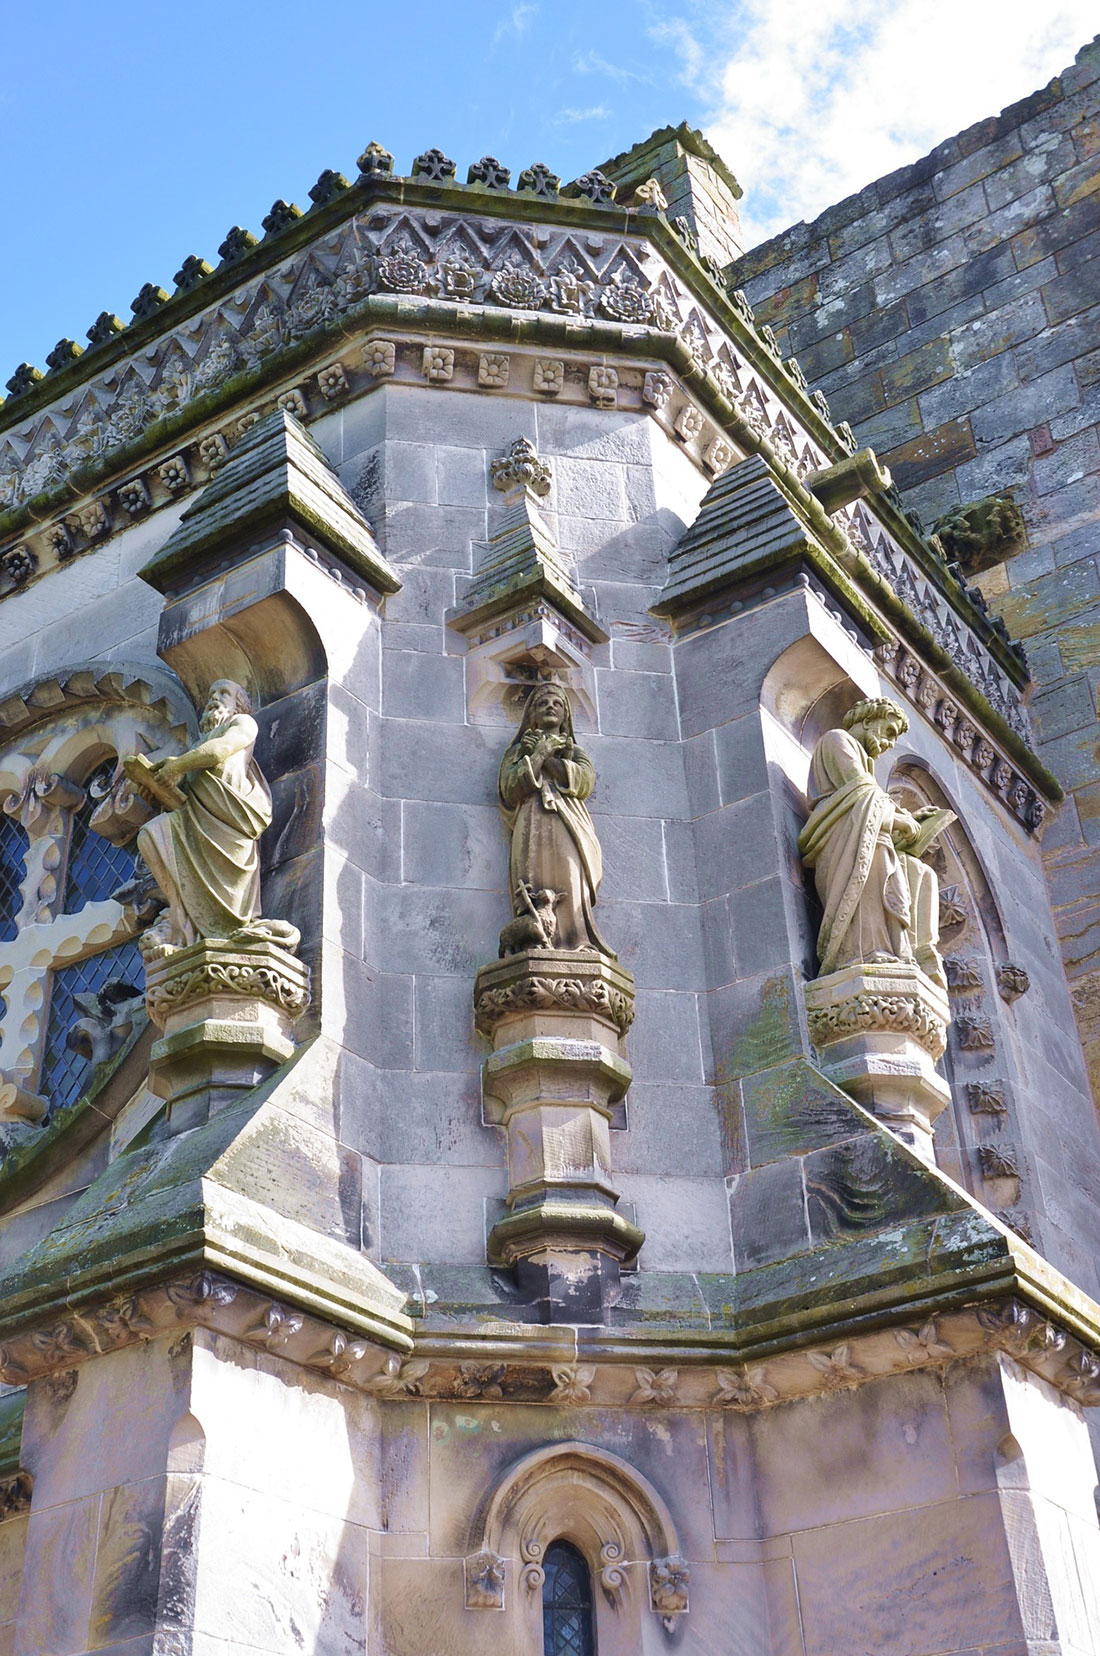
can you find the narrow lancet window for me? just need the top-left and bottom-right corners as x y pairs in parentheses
(542, 1540), (596, 1656)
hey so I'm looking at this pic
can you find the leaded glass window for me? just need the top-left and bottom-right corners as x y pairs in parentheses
(41, 938), (145, 1111)
(0, 814), (28, 943)
(542, 1540), (596, 1656)
(63, 764), (136, 914)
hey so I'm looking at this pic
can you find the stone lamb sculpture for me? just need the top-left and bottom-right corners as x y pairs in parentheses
(498, 884), (564, 956)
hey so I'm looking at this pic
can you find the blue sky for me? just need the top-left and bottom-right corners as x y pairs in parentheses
(1, 1), (1095, 383)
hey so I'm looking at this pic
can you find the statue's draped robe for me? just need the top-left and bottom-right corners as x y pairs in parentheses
(798, 727), (916, 975)
(137, 717), (271, 945)
(498, 743), (613, 955)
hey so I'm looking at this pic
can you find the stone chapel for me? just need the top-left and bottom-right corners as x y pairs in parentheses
(0, 32), (1097, 1656)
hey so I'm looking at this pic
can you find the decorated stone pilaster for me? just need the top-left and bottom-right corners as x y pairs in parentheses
(476, 682), (642, 1320)
(805, 960), (950, 1162)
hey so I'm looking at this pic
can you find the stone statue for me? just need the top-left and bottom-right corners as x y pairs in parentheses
(497, 683), (614, 956)
(798, 697), (954, 988)
(125, 680), (288, 957)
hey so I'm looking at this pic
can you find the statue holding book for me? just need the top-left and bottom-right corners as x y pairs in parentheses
(124, 679), (294, 959)
(798, 697), (954, 990)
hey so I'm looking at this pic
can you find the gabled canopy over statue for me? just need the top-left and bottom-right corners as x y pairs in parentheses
(125, 680), (295, 957)
(497, 682), (614, 957)
(798, 697), (954, 989)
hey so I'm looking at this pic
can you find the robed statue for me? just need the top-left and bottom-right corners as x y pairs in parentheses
(497, 683), (614, 957)
(798, 697), (953, 988)
(125, 680), (290, 957)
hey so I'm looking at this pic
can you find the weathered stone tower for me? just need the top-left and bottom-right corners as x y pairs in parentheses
(0, 54), (1097, 1655)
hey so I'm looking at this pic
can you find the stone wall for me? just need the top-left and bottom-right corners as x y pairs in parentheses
(729, 34), (1100, 1099)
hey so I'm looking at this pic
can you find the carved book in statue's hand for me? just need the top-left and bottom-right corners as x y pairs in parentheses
(896, 807), (956, 860)
(123, 754), (187, 812)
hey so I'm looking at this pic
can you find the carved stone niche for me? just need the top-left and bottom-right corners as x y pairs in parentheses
(465, 1443), (689, 1647)
(474, 951), (642, 1321)
(458, 601), (598, 729)
(805, 961), (950, 1165)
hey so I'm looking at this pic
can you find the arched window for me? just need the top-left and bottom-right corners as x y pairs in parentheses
(0, 814), (29, 943)
(542, 1541), (595, 1656)
(63, 761), (137, 914)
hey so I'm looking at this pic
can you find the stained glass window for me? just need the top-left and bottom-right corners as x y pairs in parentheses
(63, 765), (136, 914)
(41, 938), (145, 1112)
(0, 814), (28, 942)
(542, 1541), (596, 1656)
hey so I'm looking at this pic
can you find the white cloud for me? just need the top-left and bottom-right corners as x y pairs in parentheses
(554, 104), (614, 124)
(492, 3), (539, 47)
(659, 0), (1098, 244)
(573, 50), (650, 84)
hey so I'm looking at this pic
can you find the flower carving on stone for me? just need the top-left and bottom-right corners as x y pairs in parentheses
(377, 252), (429, 294)
(478, 353), (510, 388)
(533, 358), (564, 395)
(2, 547), (36, 587)
(649, 1555), (690, 1620)
(588, 365), (618, 408)
(422, 346), (454, 383)
(806, 1344), (862, 1389)
(1061, 1348), (1100, 1401)
(118, 478), (151, 515)
(894, 1320), (953, 1364)
(437, 258), (479, 300)
(997, 963), (1030, 1003)
(49, 521), (73, 558)
(642, 370), (674, 409)
(630, 1367), (678, 1405)
(454, 1362), (506, 1399)
(166, 1273), (238, 1311)
(158, 456), (190, 493)
(364, 340), (397, 378)
(491, 437), (552, 498)
(249, 1303), (305, 1349)
(490, 262), (546, 310)
(674, 405), (704, 442)
(364, 1355), (431, 1397)
(599, 270), (655, 324)
(465, 1550), (506, 1609)
(236, 412), (261, 437)
(277, 388), (308, 420)
(704, 437), (735, 474)
(547, 257), (592, 314)
(713, 1365), (778, 1408)
(198, 434), (229, 471)
(977, 1298), (1037, 1356)
(308, 1330), (369, 1378)
(549, 1363), (595, 1404)
(76, 500), (110, 540)
(317, 362), (349, 401)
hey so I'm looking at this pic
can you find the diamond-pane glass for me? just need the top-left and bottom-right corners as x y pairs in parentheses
(63, 773), (136, 914)
(41, 939), (145, 1112)
(542, 1542), (595, 1656)
(0, 814), (28, 942)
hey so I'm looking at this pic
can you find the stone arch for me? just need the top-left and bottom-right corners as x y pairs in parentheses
(464, 1442), (689, 1648)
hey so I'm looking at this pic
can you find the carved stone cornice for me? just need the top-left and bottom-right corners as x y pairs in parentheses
(143, 933), (310, 1029)
(474, 950), (636, 1038)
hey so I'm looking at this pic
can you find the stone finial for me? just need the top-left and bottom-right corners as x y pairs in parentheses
(5, 364), (44, 398)
(571, 170), (617, 203)
(131, 283), (170, 320)
(45, 339), (83, 371)
(412, 147), (456, 181)
(933, 494), (1027, 576)
(491, 437), (552, 499)
(356, 140), (394, 177)
(173, 255), (214, 291)
(85, 313), (126, 348)
(517, 162), (560, 198)
(633, 176), (668, 209)
(217, 227), (258, 264)
(308, 169), (350, 206)
(468, 156), (510, 189)
(261, 199), (303, 235)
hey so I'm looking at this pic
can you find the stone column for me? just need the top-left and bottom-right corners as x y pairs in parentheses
(474, 950), (643, 1321)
